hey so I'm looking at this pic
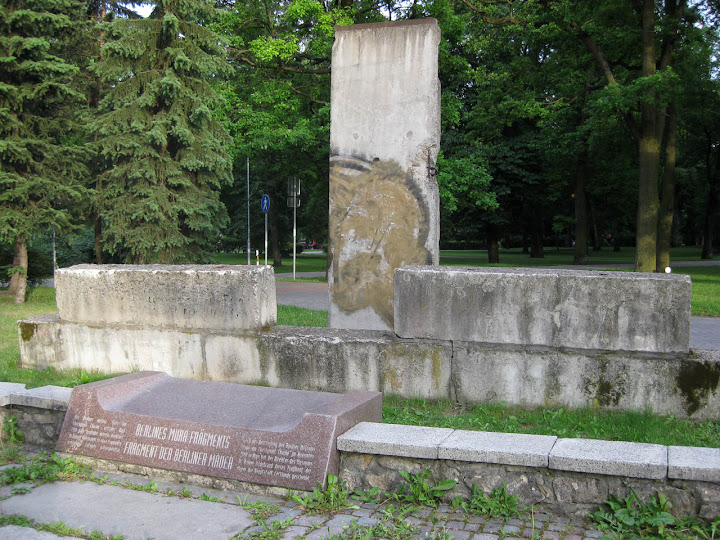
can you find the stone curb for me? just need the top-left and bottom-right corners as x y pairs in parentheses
(1, 385), (72, 411)
(337, 422), (719, 483)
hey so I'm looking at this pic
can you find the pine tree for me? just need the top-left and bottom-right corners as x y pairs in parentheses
(0, 0), (89, 303)
(92, 0), (232, 263)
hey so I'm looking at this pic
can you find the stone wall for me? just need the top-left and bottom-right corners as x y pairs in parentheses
(338, 423), (720, 520)
(0, 384), (71, 447)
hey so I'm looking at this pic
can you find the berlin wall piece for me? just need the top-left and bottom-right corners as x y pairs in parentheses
(57, 372), (382, 491)
(329, 19), (441, 331)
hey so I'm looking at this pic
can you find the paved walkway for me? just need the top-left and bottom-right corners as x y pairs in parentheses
(0, 450), (603, 540)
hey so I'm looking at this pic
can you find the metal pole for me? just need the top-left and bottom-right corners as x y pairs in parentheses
(246, 158), (250, 265)
(264, 213), (268, 266)
(293, 180), (297, 281)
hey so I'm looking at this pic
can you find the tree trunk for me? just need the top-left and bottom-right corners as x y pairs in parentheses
(487, 223), (499, 263)
(574, 150), (589, 265)
(269, 208), (283, 267)
(530, 210), (544, 258)
(12, 234), (28, 304)
(656, 103), (676, 271)
(94, 215), (104, 264)
(635, 0), (660, 272)
(8, 237), (21, 297)
(701, 145), (719, 259)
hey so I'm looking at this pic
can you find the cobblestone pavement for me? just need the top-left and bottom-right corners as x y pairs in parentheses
(0, 450), (605, 540)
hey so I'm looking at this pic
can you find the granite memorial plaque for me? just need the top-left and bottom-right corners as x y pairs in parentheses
(57, 372), (382, 490)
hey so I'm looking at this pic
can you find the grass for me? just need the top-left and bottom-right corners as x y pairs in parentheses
(439, 245), (718, 267)
(679, 266), (720, 316)
(383, 395), (720, 448)
(213, 251), (328, 274)
(0, 288), (112, 388)
(277, 305), (328, 327)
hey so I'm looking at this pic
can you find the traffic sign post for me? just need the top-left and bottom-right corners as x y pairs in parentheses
(287, 178), (300, 280)
(261, 194), (270, 266)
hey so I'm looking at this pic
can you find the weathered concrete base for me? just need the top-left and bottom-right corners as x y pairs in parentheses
(20, 314), (720, 418)
(20, 316), (453, 400)
(453, 343), (720, 419)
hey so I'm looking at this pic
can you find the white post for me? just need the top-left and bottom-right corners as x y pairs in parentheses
(246, 158), (250, 266)
(293, 185), (297, 281)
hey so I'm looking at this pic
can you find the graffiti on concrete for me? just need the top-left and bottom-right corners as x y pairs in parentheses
(329, 155), (432, 327)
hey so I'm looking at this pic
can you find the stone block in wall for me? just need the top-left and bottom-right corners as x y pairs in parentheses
(55, 264), (276, 332)
(395, 267), (691, 354)
(452, 342), (720, 419)
(329, 19), (441, 331)
(19, 315), (257, 381)
(259, 327), (452, 399)
(18, 314), (62, 369)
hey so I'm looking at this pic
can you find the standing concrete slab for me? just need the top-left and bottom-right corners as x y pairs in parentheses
(329, 19), (441, 331)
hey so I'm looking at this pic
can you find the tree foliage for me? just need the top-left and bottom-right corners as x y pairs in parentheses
(91, 0), (232, 263)
(0, 0), (90, 301)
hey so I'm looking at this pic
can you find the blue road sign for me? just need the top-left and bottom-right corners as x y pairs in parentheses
(261, 194), (270, 213)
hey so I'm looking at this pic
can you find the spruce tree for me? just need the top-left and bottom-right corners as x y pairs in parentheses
(0, 0), (89, 303)
(92, 0), (232, 263)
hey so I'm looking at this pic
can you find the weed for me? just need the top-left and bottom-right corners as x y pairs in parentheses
(589, 489), (720, 539)
(200, 493), (221, 502)
(11, 484), (31, 495)
(392, 470), (456, 508)
(238, 497), (281, 521)
(352, 486), (384, 504)
(252, 517), (294, 539)
(178, 487), (193, 498)
(453, 483), (525, 521)
(125, 480), (158, 493)
(324, 505), (421, 539)
(3, 415), (24, 445)
(1, 453), (91, 487)
(291, 474), (358, 514)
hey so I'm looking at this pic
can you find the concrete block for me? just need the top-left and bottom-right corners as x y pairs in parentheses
(0, 382), (27, 407)
(205, 335), (262, 385)
(55, 264), (277, 332)
(452, 343), (720, 419)
(260, 327), (452, 399)
(438, 430), (556, 467)
(668, 446), (720, 482)
(329, 19), (441, 331)
(18, 314), (62, 369)
(549, 438), (667, 479)
(337, 422), (453, 459)
(10, 386), (72, 411)
(395, 267), (691, 354)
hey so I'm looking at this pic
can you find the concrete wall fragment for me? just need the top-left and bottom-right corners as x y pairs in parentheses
(329, 19), (441, 331)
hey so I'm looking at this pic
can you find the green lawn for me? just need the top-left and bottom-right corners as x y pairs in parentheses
(213, 252), (328, 274)
(383, 396), (720, 448)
